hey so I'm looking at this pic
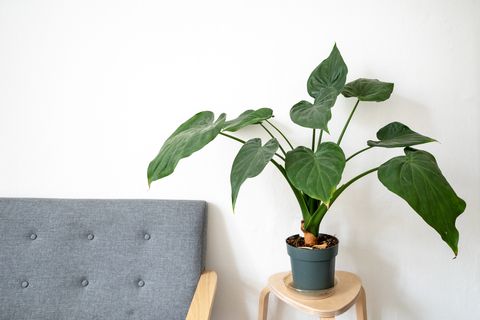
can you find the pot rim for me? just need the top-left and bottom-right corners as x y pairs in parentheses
(285, 233), (339, 249)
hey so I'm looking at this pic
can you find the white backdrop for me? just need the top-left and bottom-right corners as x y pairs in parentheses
(1, 0), (479, 319)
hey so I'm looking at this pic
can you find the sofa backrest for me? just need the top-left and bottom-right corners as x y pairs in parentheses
(0, 198), (207, 320)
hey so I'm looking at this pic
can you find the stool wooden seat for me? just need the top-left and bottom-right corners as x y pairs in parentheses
(258, 271), (367, 320)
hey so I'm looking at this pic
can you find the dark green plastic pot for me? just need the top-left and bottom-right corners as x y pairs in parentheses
(286, 234), (339, 290)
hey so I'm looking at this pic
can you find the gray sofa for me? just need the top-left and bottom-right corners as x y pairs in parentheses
(0, 198), (213, 320)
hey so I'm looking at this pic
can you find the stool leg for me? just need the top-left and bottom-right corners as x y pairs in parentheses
(258, 287), (270, 320)
(355, 287), (367, 320)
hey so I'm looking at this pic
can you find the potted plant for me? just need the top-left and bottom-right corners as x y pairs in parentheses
(147, 44), (466, 291)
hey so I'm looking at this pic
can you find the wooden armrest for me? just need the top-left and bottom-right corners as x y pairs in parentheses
(186, 270), (218, 320)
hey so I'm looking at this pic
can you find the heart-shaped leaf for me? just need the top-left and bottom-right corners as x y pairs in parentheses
(342, 78), (394, 102)
(286, 142), (346, 203)
(290, 88), (337, 131)
(378, 148), (466, 255)
(230, 138), (279, 209)
(368, 122), (436, 148)
(148, 111), (226, 185)
(307, 44), (348, 98)
(223, 108), (273, 132)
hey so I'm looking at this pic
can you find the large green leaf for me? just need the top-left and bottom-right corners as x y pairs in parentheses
(230, 138), (279, 209)
(368, 122), (436, 148)
(290, 88), (337, 131)
(378, 148), (466, 255)
(148, 111), (226, 185)
(307, 44), (348, 98)
(286, 142), (346, 203)
(342, 78), (394, 102)
(223, 108), (273, 132)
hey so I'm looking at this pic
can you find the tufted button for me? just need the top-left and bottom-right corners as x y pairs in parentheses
(81, 279), (89, 287)
(87, 233), (94, 240)
(137, 280), (145, 287)
(144, 233), (151, 240)
(30, 233), (37, 240)
(21, 281), (29, 288)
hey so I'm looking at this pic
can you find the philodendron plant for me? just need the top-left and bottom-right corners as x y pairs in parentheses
(148, 44), (466, 256)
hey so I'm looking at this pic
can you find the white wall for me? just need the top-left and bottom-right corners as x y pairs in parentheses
(1, 0), (479, 319)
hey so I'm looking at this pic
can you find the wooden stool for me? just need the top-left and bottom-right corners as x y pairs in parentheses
(258, 271), (367, 320)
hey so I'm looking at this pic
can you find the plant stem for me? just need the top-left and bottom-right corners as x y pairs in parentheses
(346, 146), (373, 162)
(219, 132), (245, 144)
(270, 159), (310, 221)
(274, 154), (286, 161)
(337, 99), (360, 146)
(317, 130), (324, 150)
(265, 120), (294, 150)
(308, 196), (315, 213)
(330, 167), (379, 205)
(304, 204), (327, 235)
(303, 166), (379, 235)
(260, 123), (287, 156)
(219, 132), (285, 161)
(312, 129), (316, 151)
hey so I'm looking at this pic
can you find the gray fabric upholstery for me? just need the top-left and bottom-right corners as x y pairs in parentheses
(0, 198), (207, 320)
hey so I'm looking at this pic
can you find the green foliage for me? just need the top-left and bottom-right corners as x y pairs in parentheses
(286, 143), (345, 203)
(290, 88), (337, 132)
(148, 44), (466, 255)
(230, 138), (279, 210)
(223, 108), (273, 132)
(378, 148), (466, 255)
(342, 78), (394, 102)
(147, 111), (225, 185)
(307, 44), (348, 97)
(368, 122), (436, 148)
